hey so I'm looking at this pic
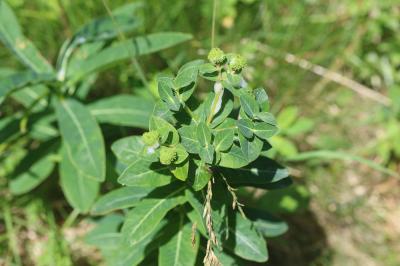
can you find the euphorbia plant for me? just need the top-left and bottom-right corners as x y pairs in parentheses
(89, 48), (292, 265)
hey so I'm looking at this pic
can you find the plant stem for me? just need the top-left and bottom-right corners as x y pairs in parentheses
(211, 0), (218, 48)
(62, 209), (80, 229)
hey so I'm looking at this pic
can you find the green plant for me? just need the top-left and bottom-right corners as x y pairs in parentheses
(1, 1), (291, 265)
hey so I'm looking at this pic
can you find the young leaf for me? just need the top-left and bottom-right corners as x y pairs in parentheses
(89, 95), (154, 128)
(158, 215), (199, 266)
(150, 116), (179, 145)
(121, 184), (186, 246)
(91, 187), (153, 215)
(60, 148), (100, 213)
(158, 76), (181, 111)
(253, 88), (269, 111)
(0, 1), (53, 73)
(173, 63), (199, 89)
(118, 157), (173, 187)
(170, 160), (189, 181)
(55, 98), (106, 181)
(239, 133), (263, 162)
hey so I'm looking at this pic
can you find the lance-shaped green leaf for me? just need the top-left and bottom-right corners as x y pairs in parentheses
(60, 147), (100, 213)
(217, 156), (290, 188)
(245, 208), (288, 238)
(118, 157), (172, 187)
(88, 95), (154, 128)
(237, 119), (254, 139)
(55, 98), (106, 181)
(121, 184), (186, 246)
(240, 93), (259, 118)
(91, 187), (153, 215)
(254, 112), (276, 125)
(69, 32), (192, 82)
(178, 125), (201, 154)
(158, 215), (199, 266)
(222, 212), (268, 262)
(0, 71), (54, 104)
(253, 122), (278, 140)
(111, 136), (146, 164)
(158, 76), (181, 111)
(9, 141), (57, 195)
(185, 189), (207, 235)
(239, 133), (263, 162)
(0, 1), (53, 73)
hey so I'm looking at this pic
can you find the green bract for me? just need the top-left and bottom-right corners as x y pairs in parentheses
(142, 131), (160, 146)
(208, 47), (226, 65)
(159, 146), (177, 165)
(229, 53), (247, 73)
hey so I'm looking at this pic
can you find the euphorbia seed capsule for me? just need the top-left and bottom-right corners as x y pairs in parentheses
(208, 48), (226, 65)
(159, 146), (177, 165)
(229, 54), (246, 73)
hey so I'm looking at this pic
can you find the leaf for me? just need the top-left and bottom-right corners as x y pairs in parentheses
(118, 157), (173, 187)
(237, 119), (254, 138)
(210, 89), (234, 128)
(69, 32), (192, 82)
(158, 216), (199, 266)
(150, 116), (179, 145)
(189, 161), (211, 191)
(85, 214), (124, 250)
(0, 1), (53, 73)
(213, 126), (234, 152)
(198, 145), (214, 164)
(111, 136), (146, 164)
(217, 156), (290, 188)
(91, 187), (153, 215)
(269, 136), (298, 157)
(174, 63), (199, 89)
(88, 95), (154, 128)
(222, 212), (268, 262)
(238, 133), (263, 162)
(9, 142), (57, 195)
(240, 93), (259, 118)
(253, 122), (278, 140)
(121, 184), (186, 246)
(184, 189), (207, 235)
(170, 160), (189, 181)
(158, 76), (181, 111)
(174, 144), (189, 164)
(196, 122), (212, 147)
(0, 71), (54, 104)
(253, 88), (269, 111)
(245, 208), (288, 238)
(218, 144), (249, 169)
(55, 98), (106, 181)
(178, 125), (201, 154)
(254, 112), (276, 125)
(60, 147), (100, 213)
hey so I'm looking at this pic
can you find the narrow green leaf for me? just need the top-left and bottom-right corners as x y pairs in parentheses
(69, 32), (192, 82)
(111, 136), (146, 164)
(254, 112), (276, 125)
(199, 145), (214, 164)
(0, 1), (53, 73)
(60, 148), (100, 213)
(174, 64), (199, 89)
(253, 88), (269, 111)
(253, 122), (278, 140)
(0, 71), (54, 104)
(91, 187), (153, 215)
(159, 216), (199, 266)
(213, 119), (235, 152)
(88, 95), (154, 128)
(196, 122), (212, 146)
(185, 189), (207, 235)
(55, 98), (106, 181)
(118, 157), (173, 187)
(121, 184), (186, 246)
